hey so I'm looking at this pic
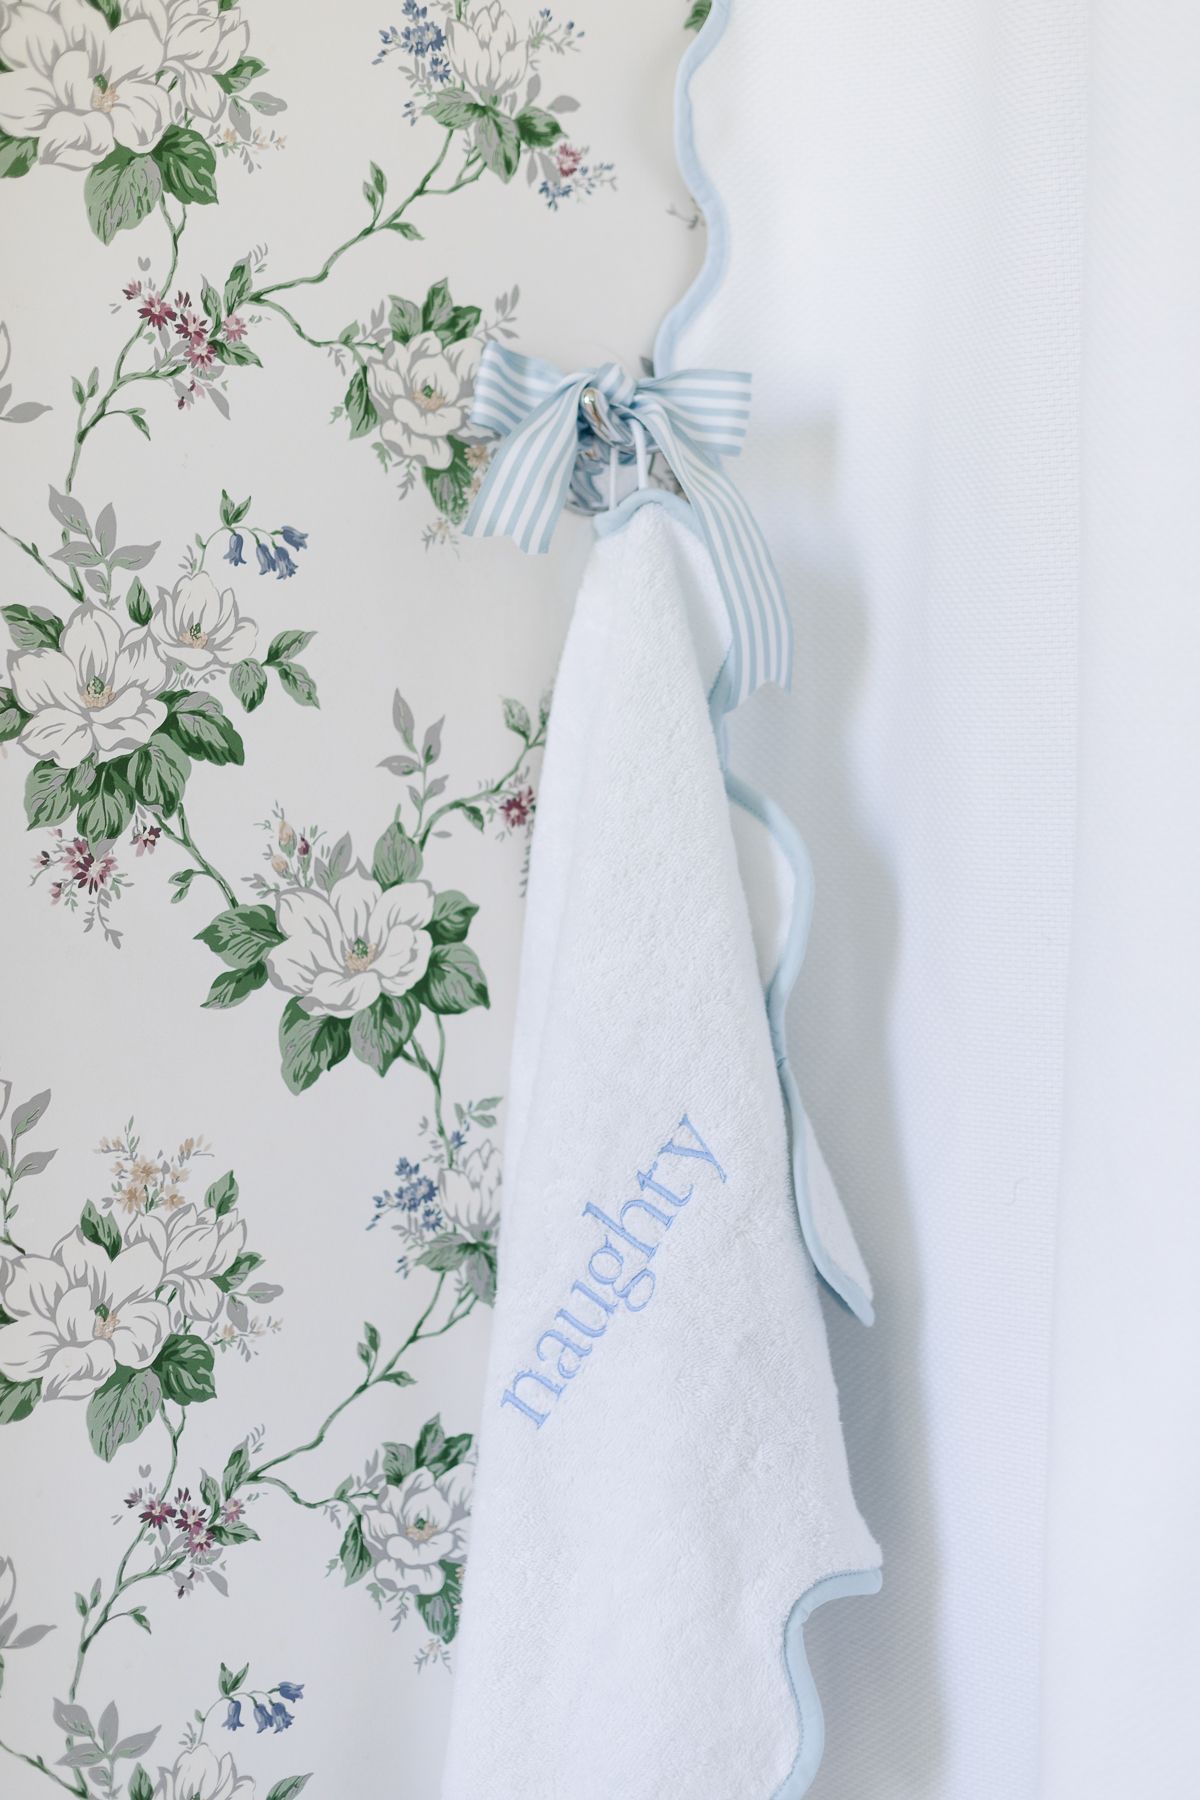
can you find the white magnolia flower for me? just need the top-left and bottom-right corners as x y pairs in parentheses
(0, 1), (171, 169)
(267, 867), (435, 1018)
(440, 1138), (501, 1239)
(8, 605), (167, 769)
(126, 1201), (246, 1323)
(366, 332), (477, 470)
(156, 1745), (253, 1800)
(149, 572), (257, 675)
(0, 1229), (170, 1400)
(360, 1464), (472, 1598)
(159, 0), (249, 121)
(448, 1), (525, 100)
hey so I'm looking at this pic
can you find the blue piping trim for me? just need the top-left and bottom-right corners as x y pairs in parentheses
(586, 14), (883, 1791)
(653, 0), (733, 377)
(773, 1568), (885, 1799)
(723, 769), (876, 1328)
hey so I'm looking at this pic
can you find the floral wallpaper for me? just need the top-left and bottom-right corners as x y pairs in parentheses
(0, 3), (698, 1794)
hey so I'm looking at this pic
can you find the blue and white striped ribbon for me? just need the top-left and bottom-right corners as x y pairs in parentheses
(465, 343), (793, 705)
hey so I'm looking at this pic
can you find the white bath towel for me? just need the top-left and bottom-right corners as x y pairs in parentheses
(442, 500), (880, 1800)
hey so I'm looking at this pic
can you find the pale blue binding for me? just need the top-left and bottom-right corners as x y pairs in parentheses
(589, 4), (881, 1787)
(773, 1570), (885, 1798)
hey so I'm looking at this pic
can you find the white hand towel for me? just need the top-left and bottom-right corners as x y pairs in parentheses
(443, 499), (880, 1800)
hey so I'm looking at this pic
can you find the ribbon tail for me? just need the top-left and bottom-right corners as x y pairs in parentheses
(636, 399), (794, 704)
(466, 376), (588, 556)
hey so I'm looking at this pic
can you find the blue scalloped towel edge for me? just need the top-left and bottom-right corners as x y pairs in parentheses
(642, 7), (883, 1790)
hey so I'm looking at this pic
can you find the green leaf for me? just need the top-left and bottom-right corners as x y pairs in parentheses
(459, 802), (485, 832)
(205, 1170), (239, 1216)
(223, 259), (253, 316)
(378, 1369), (416, 1389)
(436, 304), (482, 348)
(76, 760), (135, 842)
(125, 577), (152, 625)
(127, 407), (150, 441)
(229, 657), (268, 712)
(160, 691), (244, 765)
(196, 903), (285, 969)
(212, 339), (262, 368)
(152, 124), (218, 206)
(264, 628), (315, 665)
(426, 1424), (473, 1478)
(203, 962), (268, 1009)
(428, 889), (478, 945)
(86, 0), (122, 23)
(214, 54), (266, 95)
(222, 1446), (249, 1499)
(212, 1250), (263, 1293)
(424, 90), (486, 130)
(461, 1243), (497, 1305)
(474, 109), (522, 182)
(0, 127), (38, 180)
(416, 1559), (462, 1642)
(416, 944), (489, 1015)
(0, 685), (30, 744)
(422, 435), (474, 525)
(515, 106), (564, 148)
(0, 1372), (41, 1425)
(389, 296), (422, 344)
(349, 992), (419, 1076)
(415, 1235), (475, 1275)
(343, 366), (377, 440)
(84, 147), (161, 243)
(503, 696), (532, 739)
(371, 821), (422, 889)
(24, 758), (86, 828)
(3, 603), (62, 650)
(385, 219), (422, 240)
(279, 998), (351, 1095)
(127, 735), (190, 815)
(169, 868), (198, 903)
(80, 1199), (121, 1261)
(128, 1767), (154, 1800)
(209, 1519), (259, 1546)
(686, 0), (712, 26)
(421, 278), (455, 334)
(382, 1441), (416, 1486)
(274, 661), (319, 708)
(338, 1515), (371, 1587)
(220, 488), (251, 527)
(202, 280), (223, 327)
(265, 1780), (312, 1800)
(86, 1367), (162, 1461)
(153, 1333), (216, 1405)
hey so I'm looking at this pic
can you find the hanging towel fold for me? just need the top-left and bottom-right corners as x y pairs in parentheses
(442, 500), (880, 1800)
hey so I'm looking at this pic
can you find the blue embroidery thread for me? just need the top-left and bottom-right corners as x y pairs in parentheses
(500, 1114), (726, 1427)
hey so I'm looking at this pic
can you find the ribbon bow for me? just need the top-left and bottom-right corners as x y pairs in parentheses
(465, 343), (793, 706)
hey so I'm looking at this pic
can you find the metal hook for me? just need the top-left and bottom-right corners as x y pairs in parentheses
(580, 384), (622, 446)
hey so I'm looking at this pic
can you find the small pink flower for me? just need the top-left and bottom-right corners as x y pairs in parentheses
(555, 142), (583, 179)
(500, 786), (536, 830)
(140, 1498), (176, 1528)
(222, 1498), (245, 1525)
(138, 290), (176, 328)
(123, 279), (143, 300)
(222, 314), (248, 343)
(49, 881), (63, 903)
(186, 340), (216, 372)
(132, 825), (161, 857)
